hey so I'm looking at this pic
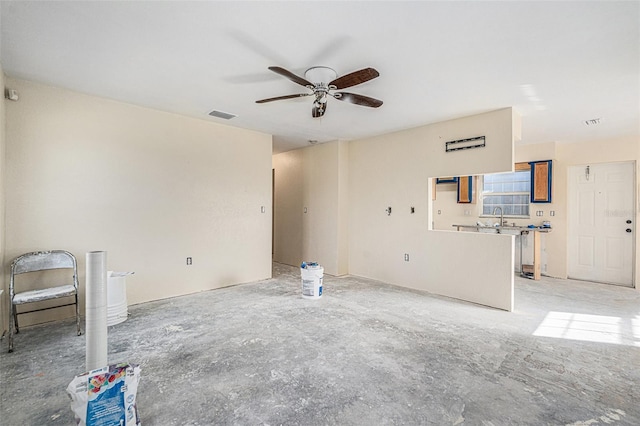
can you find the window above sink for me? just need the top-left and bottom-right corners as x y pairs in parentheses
(481, 169), (531, 218)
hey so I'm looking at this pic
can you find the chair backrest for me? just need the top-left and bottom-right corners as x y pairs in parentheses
(12, 250), (77, 275)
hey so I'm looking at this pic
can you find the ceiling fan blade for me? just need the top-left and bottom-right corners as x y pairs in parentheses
(256, 93), (312, 103)
(312, 102), (327, 118)
(268, 66), (313, 87)
(329, 67), (379, 89)
(334, 92), (383, 108)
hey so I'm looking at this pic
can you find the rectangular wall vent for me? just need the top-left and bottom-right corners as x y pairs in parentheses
(208, 110), (237, 120)
(445, 135), (486, 152)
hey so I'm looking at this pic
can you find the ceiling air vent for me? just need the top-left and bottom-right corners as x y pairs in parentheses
(584, 118), (601, 126)
(208, 110), (237, 120)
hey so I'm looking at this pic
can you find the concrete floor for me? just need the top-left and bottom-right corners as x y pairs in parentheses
(1, 263), (639, 425)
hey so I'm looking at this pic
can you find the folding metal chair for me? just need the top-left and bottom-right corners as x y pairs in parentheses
(8, 250), (81, 352)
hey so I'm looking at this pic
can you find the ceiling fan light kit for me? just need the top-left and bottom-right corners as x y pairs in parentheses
(304, 66), (337, 87)
(256, 65), (383, 118)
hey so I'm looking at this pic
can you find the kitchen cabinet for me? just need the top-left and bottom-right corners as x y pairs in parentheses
(457, 176), (474, 203)
(436, 177), (458, 184)
(530, 160), (552, 203)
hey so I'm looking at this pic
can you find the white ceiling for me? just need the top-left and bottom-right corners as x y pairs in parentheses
(1, 1), (638, 153)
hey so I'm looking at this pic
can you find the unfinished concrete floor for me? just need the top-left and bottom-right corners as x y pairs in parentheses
(1, 263), (639, 425)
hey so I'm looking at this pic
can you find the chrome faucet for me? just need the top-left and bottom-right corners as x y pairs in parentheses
(492, 206), (505, 226)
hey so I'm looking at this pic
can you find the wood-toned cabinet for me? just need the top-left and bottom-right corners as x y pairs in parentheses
(530, 160), (552, 203)
(457, 176), (474, 203)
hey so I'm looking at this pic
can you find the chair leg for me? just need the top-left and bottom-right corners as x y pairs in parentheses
(8, 303), (14, 353)
(13, 306), (19, 334)
(75, 293), (82, 336)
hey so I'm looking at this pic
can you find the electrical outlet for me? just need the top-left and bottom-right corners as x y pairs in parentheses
(186, 257), (192, 265)
(304, 207), (308, 213)
(404, 253), (409, 262)
(438, 210), (442, 215)
(261, 206), (265, 213)
(410, 207), (415, 214)
(550, 211), (555, 216)
(464, 210), (470, 216)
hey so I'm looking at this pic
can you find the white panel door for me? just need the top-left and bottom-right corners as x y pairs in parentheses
(568, 162), (634, 286)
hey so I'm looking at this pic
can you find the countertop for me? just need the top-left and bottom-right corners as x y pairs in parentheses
(452, 224), (552, 233)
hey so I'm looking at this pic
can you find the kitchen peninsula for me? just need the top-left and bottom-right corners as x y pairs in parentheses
(452, 225), (552, 280)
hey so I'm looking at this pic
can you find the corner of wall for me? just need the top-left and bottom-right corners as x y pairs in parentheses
(0, 64), (7, 334)
(272, 149), (304, 268)
(272, 141), (349, 276)
(512, 108), (522, 145)
(337, 140), (349, 275)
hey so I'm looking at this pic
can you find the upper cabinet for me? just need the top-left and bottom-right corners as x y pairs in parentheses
(530, 160), (552, 203)
(436, 177), (458, 184)
(457, 176), (475, 203)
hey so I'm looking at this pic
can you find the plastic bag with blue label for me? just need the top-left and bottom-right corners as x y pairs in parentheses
(67, 363), (141, 426)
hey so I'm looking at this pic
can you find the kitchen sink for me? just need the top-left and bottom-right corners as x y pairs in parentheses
(477, 227), (522, 235)
(496, 227), (523, 235)
(478, 227), (499, 234)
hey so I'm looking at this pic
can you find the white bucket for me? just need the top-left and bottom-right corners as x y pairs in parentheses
(301, 265), (323, 299)
(107, 272), (128, 326)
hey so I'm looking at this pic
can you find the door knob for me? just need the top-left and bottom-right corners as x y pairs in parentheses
(626, 228), (632, 233)
(626, 220), (632, 224)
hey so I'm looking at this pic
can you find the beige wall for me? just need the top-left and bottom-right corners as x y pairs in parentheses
(274, 109), (517, 309)
(433, 180), (481, 230)
(337, 140), (349, 275)
(272, 149), (303, 268)
(272, 140), (349, 276)
(0, 65), (6, 332)
(349, 108), (517, 311)
(516, 137), (640, 284)
(5, 78), (273, 326)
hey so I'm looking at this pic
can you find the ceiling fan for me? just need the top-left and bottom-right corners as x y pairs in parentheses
(256, 66), (383, 118)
